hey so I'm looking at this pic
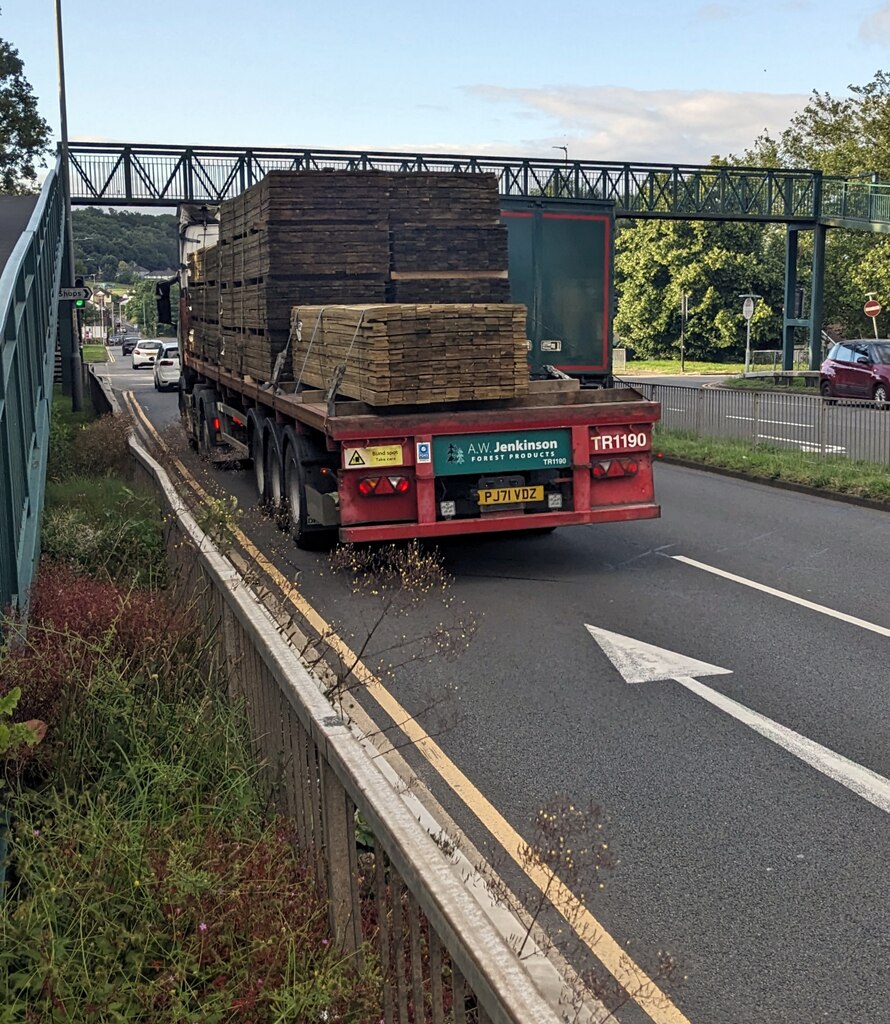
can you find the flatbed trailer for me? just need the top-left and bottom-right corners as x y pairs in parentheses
(180, 353), (661, 548)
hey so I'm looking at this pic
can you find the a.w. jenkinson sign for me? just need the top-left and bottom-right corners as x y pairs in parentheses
(432, 430), (571, 476)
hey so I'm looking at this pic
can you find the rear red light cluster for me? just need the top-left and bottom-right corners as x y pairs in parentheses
(357, 476), (411, 496)
(591, 458), (640, 479)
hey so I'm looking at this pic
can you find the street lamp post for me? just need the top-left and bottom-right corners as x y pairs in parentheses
(55, 0), (83, 411)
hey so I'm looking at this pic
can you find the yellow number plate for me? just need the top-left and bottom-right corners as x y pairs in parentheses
(478, 485), (544, 505)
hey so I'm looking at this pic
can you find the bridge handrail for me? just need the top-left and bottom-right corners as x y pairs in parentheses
(821, 176), (890, 226)
(0, 165), (65, 612)
(67, 141), (824, 220)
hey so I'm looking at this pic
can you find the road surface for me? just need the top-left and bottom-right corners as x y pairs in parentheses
(101, 355), (890, 1024)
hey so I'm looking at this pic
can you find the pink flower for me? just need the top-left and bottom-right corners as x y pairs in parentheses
(198, 922), (208, 933)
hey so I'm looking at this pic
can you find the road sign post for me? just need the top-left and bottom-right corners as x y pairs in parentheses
(740, 293), (759, 374)
(864, 297), (881, 339)
(58, 286), (92, 302)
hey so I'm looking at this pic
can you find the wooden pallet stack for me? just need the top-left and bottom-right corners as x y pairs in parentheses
(186, 245), (220, 362)
(216, 173), (391, 379)
(291, 304), (529, 406)
(189, 170), (529, 397)
(386, 173), (510, 304)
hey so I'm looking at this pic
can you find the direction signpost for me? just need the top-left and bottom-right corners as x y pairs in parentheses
(58, 286), (92, 302)
(864, 297), (881, 339)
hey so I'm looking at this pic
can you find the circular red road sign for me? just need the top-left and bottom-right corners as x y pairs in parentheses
(865, 299), (882, 317)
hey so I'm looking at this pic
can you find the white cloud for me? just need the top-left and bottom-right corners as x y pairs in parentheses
(694, 3), (737, 22)
(466, 85), (809, 164)
(859, 3), (890, 42)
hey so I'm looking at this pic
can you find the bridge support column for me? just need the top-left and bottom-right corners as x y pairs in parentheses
(809, 223), (826, 369)
(782, 227), (799, 371)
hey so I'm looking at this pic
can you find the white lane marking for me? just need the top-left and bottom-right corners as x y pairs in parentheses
(671, 554), (890, 638)
(587, 625), (890, 815)
(677, 674), (890, 814)
(106, 348), (115, 363)
(727, 416), (813, 428)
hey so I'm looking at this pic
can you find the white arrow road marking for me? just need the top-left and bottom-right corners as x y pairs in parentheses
(670, 555), (890, 639)
(586, 625), (890, 815)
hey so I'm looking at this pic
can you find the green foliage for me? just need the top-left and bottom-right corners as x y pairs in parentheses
(72, 208), (178, 280)
(0, 36), (50, 194)
(615, 219), (784, 360)
(47, 412), (131, 483)
(618, 71), (890, 346)
(0, 622), (381, 1021)
(41, 480), (168, 590)
(0, 689), (41, 762)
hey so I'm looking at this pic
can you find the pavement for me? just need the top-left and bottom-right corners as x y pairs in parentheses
(101, 358), (890, 1024)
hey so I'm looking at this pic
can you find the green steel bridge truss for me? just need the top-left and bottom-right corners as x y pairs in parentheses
(66, 142), (890, 230)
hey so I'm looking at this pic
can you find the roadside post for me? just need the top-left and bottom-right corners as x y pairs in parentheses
(740, 293), (760, 374)
(864, 295), (881, 339)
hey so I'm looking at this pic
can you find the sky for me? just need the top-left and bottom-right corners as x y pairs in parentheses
(5, 0), (890, 168)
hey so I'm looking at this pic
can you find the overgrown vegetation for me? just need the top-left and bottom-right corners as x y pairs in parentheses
(656, 428), (890, 502)
(1, 405), (383, 1021)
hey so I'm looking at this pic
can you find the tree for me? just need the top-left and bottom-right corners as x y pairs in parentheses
(614, 218), (785, 360)
(0, 34), (50, 194)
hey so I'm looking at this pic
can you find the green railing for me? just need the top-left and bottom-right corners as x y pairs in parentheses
(0, 167), (65, 612)
(821, 178), (890, 231)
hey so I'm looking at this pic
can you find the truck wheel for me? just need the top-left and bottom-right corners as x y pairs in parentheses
(283, 428), (334, 550)
(263, 424), (284, 512)
(250, 424), (266, 502)
(191, 387), (216, 453)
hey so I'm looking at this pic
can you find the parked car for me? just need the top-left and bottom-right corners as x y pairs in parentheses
(820, 340), (890, 403)
(153, 342), (181, 391)
(132, 339), (163, 369)
(121, 335), (141, 356)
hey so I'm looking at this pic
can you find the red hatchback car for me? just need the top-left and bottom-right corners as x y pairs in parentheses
(820, 339), (890, 403)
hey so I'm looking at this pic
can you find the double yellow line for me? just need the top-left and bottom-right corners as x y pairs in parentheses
(121, 389), (692, 1024)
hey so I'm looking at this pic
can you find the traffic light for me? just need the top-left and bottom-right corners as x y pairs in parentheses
(155, 280), (173, 324)
(74, 276), (85, 309)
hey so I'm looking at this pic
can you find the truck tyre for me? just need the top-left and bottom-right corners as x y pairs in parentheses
(282, 427), (334, 550)
(195, 387), (218, 458)
(247, 412), (266, 503)
(263, 423), (284, 512)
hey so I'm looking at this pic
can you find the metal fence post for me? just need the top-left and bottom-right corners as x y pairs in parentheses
(752, 392), (761, 443)
(819, 396), (826, 458)
(320, 759), (362, 957)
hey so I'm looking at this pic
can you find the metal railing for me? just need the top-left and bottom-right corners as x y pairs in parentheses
(821, 178), (890, 231)
(625, 382), (890, 464)
(67, 142), (824, 222)
(0, 169), (65, 612)
(125, 432), (564, 1024)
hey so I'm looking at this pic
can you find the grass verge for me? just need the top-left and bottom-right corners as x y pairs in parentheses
(720, 374), (818, 392)
(81, 343), (108, 363)
(655, 428), (890, 503)
(618, 358), (745, 375)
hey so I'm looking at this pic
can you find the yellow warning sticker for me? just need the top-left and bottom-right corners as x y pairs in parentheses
(343, 445), (403, 468)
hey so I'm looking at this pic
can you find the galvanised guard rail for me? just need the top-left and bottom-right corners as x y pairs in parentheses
(68, 142), (828, 222)
(0, 169), (65, 612)
(625, 382), (890, 464)
(123, 429), (564, 1024)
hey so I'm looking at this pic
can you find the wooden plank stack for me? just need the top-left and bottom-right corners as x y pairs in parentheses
(292, 304), (529, 406)
(186, 245), (220, 362)
(187, 170), (528, 398)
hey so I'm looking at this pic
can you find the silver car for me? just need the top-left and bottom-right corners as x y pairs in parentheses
(153, 342), (181, 391)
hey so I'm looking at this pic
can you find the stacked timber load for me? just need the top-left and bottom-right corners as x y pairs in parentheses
(216, 172), (390, 379)
(186, 245), (220, 362)
(386, 173), (511, 304)
(189, 170), (526, 394)
(291, 304), (529, 406)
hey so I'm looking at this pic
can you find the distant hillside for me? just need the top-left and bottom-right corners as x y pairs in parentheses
(72, 208), (178, 281)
